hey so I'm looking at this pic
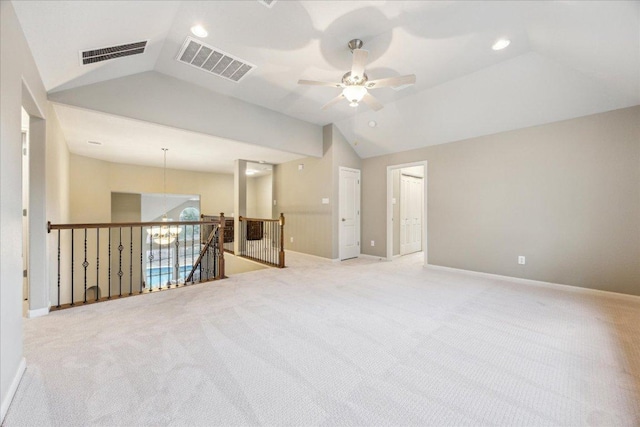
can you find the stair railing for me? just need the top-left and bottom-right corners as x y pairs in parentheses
(186, 213), (226, 282)
(47, 216), (225, 310)
(238, 213), (285, 268)
(201, 213), (234, 253)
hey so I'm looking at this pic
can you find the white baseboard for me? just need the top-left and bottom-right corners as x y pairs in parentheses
(426, 264), (640, 301)
(1, 357), (26, 423)
(28, 306), (49, 318)
(285, 249), (337, 262)
(358, 253), (388, 261)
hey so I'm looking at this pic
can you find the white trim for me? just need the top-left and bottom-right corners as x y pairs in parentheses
(285, 249), (338, 262)
(426, 264), (640, 301)
(386, 161), (428, 265)
(27, 306), (49, 318)
(1, 357), (26, 423)
(358, 253), (388, 261)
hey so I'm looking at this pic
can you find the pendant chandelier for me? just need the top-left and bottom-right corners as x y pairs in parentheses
(147, 148), (182, 245)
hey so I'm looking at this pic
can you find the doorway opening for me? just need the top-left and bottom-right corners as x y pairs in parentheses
(386, 161), (427, 265)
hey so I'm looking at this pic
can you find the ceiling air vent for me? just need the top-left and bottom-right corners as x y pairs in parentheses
(257, 0), (277, 8)
(176, 37), (255, 83)
(80, 40), (147, 65)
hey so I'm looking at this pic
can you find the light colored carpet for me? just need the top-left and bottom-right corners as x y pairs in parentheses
(4, 251), (640, 426)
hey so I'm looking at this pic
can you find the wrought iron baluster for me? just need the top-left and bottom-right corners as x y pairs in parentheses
(174, 234), (180, 286)
(129, 226), (133, 295)
(192, 225), (195, 283)
(159, 234), (163, 290)
(205, 240), (209, 280)
(183, 225), (187, 285)
(213, 233), (217, 278)
(118, 227), (123, 297)
(96, 228), (100, 302)
(108, 230), (111, 299)
(148, 228), (154, 291)
(70, 229), (75, 306)
(83, 228), (88, 303)
(57, 229), (61, 308)
(140, 227), (143, 293)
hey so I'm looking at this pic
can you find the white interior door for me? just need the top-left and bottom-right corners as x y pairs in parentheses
(400, 174), (423, 255)
(339, 167), (360, 260)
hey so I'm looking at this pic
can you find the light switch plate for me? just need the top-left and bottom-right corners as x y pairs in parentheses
(322, 198), (329, 204)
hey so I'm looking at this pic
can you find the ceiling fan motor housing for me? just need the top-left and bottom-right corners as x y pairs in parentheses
(342, 71), (368, 86)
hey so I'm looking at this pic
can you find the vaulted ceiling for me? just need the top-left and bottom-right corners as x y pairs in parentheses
(12, 0), (640, 164)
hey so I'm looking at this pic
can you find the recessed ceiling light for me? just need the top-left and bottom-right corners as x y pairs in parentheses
(190, 25), (208, 38)
(87, 140), (102, 146)
(245, 169), (257, 176)
(492, 39), (510, 51)
(368, 120), (377, 128)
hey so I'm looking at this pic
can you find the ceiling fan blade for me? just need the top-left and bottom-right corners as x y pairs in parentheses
(361, 93), (383, 112)
(366, 74), (416, 89)
(321, 94), (345, 110)
(298, 79), (343, 88)
(350, 49), (369, 81)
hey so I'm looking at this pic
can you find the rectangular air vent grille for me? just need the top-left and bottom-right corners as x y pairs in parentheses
(258, 0), (277, 8)
(80, 41), (147, 65)
(176, 37), (255, 83)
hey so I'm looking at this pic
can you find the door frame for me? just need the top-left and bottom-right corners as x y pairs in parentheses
(386, 161), (428, 265)
(338, 166), (361, 261)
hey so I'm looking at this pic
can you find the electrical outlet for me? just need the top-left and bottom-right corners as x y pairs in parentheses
(290, 237), (294, 243)
(371, 240), (375, 246)
(518, 256), (525, 265)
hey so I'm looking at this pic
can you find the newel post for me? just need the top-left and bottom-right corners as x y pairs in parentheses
(217, 213), (225, 279)
(278, 213), (285, 268)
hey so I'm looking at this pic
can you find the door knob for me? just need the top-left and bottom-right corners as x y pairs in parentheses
(341, 218), (346, 222)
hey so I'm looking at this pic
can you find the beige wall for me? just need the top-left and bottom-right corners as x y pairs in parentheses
(70, 154), (233, 223)
(362, 106), (640, 296)
(274, 124), (361, 259)
(246, 174), (273, 219)
(274, 144), (333, 258)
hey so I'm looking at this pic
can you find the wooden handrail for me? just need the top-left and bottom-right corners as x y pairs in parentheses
(238, 216), (281, 223)
(48, 219), (218, 232)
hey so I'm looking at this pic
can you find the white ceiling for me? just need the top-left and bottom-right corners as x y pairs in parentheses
(52, 103), (304, 173)
(13, 0), (640, 160)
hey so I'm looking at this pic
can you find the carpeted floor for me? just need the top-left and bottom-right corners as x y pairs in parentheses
(4, 252), (640, 426)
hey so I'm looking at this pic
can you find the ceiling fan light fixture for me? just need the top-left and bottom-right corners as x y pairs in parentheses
(342, 85), (367, 103)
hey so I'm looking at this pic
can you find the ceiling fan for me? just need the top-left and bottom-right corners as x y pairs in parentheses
(298, 39), (416, 112)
